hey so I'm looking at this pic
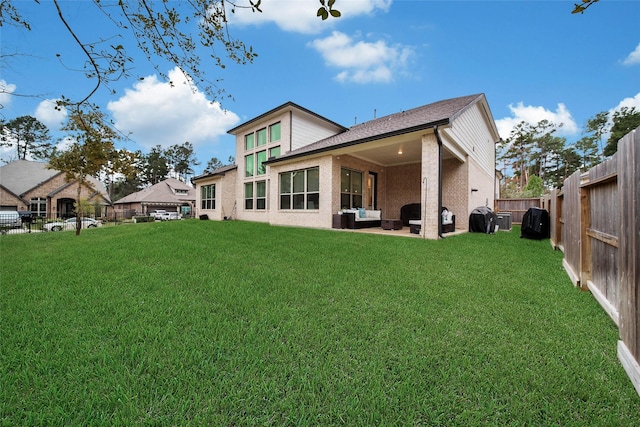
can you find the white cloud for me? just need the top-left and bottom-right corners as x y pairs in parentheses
(610, 92), (640, 112)
(107, 67), (240, 152)
(309, 31), (413, 83)
(225, 0), (391, 34)
(495, 102), (578, 140)
(622, 42), (640, 65)
(34, 99), (68, 130)
(0, 80), (16, 109)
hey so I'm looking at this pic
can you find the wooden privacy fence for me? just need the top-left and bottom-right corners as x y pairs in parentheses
(548, 128), (639, 396)
(494, 197), (547, 223)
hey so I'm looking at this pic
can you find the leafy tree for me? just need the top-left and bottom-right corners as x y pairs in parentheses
(110, 175), (144, 202)
(529, 120), (565, 186)
(583, 111), (609, 160)
(204, 157), (224, 173)
(498, 121), (535, 189)
(573, 136), (599, 171)
(142, 146), (170, 186)
(603, 107), (640, 156)
(104, 149), (141, 200)
(48, 105), (129, 235)
(523, 175), (544, 197)
(572, 0), (600, 14)
(166, 141), (199, 182)
(204, 155), (235, 173)
(0, 116), (53, 161)
(545, 145), (581, 189)
(1, 0), (338, 107)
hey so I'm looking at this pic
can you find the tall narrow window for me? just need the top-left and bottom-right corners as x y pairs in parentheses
(340, 168), (363, 209)
(280, 172), (291, 209)
(257, 128), (267, 146)
(245, 133), (254, 151)
(256, 181), (266, 210)
(201, 184), (215, 209)
(244, 183), (253, 210)
(269, 122), (281, 142)
(256, 150), (267, 175)
(245, 153), (254, 177)
(306, 167), (319, 210)
(292, 170), (305, 209)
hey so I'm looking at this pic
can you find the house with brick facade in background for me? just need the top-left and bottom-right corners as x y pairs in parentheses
(112, 178), (196, 218)
(0, 160), (111, 218)
(192, 94), (501, 239)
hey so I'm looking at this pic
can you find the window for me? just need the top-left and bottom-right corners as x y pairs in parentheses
(30, 197), (46, 216)
(256, 181), (266, 210)
(245, 153), (254, 177)
(201, 184), (215, 210)
(256, 150), (267, 175)
(279, 167), (320, 210)
(269, 146), (281, 159)
(269, 122), (281, 142)
(245, 133), (254, 151)
(341, 168), (363, 209)
(245, 183), (253, 209)
(257, 128), (267, 146)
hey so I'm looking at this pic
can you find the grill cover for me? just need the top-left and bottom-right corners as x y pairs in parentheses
(469, 206), (497, 233)
(520, 207), (550, 239)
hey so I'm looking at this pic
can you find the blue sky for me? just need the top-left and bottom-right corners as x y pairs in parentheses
(2, 0), (639, 176)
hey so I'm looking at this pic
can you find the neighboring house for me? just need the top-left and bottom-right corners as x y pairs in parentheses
(0, 159), (111, 217)
(193, 94), (501, 239)
(113, 178), (196, 218)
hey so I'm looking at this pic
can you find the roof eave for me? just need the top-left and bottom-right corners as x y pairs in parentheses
(265, 118), (451, 165)
(227, 101), (347, 135)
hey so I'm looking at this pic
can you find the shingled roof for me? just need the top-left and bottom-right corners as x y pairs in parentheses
(191, 164), (238, 182)
(0, 159), (110, 202)
(114, 178), (195, 205)
(269, 94), (485, 163)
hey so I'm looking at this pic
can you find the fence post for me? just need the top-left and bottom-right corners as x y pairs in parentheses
(579, 185), (591, 291)
(618, 129), (640, 395)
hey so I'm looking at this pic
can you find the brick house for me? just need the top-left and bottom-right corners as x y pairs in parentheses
(112, 178), (196, 218)
(193, 94), (501, 239)
(0, 160), (111, 217)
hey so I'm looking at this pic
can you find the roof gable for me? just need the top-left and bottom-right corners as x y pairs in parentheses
(0, 160), (111, 203)
(114, 178), (195, 204)
(227, 101), (347, 136)
(192, 164), (238, 182)
(0, 160), (60, 195)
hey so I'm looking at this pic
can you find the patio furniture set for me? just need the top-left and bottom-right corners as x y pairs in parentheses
(332, 204), (456, 234)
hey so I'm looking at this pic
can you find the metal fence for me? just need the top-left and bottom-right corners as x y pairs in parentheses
(0, 211), (187, 234)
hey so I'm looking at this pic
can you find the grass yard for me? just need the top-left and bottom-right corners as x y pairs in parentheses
(1, 220), (639, 426)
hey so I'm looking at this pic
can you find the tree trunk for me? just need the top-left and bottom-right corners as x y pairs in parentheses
(76, 177), (83, 236)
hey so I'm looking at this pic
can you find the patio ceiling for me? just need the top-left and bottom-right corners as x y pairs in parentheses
(333, 132), (457, 167)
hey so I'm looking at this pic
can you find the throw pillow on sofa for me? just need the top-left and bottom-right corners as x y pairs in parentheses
(358, 208), (366, 218)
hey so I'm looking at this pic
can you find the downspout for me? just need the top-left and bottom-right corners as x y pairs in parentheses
(434, 125), (444, 239)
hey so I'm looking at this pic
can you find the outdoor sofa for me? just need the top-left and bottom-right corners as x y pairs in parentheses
(342, 208), (382, 229)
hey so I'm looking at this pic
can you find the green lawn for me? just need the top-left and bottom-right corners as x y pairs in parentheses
(1, 221), (639, 426)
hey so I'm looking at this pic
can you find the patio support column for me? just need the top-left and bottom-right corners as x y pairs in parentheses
(421, 133), (439, 239)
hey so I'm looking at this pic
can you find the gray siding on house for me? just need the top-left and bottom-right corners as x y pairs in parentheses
(291, 112), (345, 152)
(443, 103), (498, 177)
